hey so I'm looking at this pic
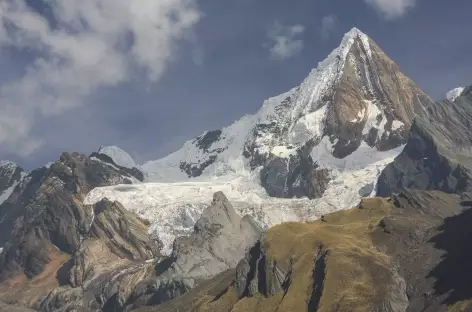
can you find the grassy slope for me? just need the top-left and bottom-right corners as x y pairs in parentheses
(144, 197), (402, 312)
(142, 191), (472, 312)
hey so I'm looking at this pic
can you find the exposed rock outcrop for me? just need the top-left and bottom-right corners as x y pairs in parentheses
(89, 151), (144, 182)
(260, 141), (332, 199)
(39, 259), (157, 312)
(126, 192), (262, 310)
(3, 197), (161, 312)
(325, 30), (430, 156)
(0, 153), (131, 281)
(377, 86), (472, 196)
(180, 130), (226, 178)
(0, 152), (161, 311)
(69, 198), (160, 288)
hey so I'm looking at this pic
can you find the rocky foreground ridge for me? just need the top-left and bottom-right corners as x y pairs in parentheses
(0, 152), (259, 311)
(139, 189), (472, 312)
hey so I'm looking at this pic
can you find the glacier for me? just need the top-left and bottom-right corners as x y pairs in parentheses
(86, 143), (401, 255)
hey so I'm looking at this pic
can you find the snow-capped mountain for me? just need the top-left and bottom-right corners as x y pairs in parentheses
(85, 28), (433, 254)
(90, 145), (145, 182)
(141, 28), (431, 186)
(446, 87), (465, 102)
(95, 146), (138, 169)
(0, 161), (25, 206)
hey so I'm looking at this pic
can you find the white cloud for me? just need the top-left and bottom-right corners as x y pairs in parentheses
(364, 0), (417, 20)
(268, 21), (305, 61)
(320, 14), (338, 40)
(0, 0), (200, 157)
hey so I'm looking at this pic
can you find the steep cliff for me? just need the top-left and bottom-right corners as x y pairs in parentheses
(377, 85), (472, 196)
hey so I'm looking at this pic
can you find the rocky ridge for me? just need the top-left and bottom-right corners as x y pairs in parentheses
(0, 153), (160, 310)
(0, 155), (260, 311)
(90, 146), (144, 182)
(377, 85), (472, 196)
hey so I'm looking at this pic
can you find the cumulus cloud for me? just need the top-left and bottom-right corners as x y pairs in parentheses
(364, 0), (417, 20)
(268, 21), (305, 61)
(0, 0), (200, 157)
(320, 14), (338, 40)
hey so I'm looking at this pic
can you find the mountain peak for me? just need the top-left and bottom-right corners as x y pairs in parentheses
(96, 145), (137, 169)
(141, 27), (432, 198)
(0, 160), (24, 206)
(446, 87), (464, 102)
(0, 160), (17, 169)
(335, 27), (372, 58)
(345, 27), (368, 38)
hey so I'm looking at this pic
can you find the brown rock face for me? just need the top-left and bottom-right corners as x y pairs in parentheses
(0, 153), (130, 281)
(69, 199), (160, 288)
(377, 86), (472, 197)
(327, 34), (433, 157)
(0, 152), (161, 310)
(306, 168), (330, 199)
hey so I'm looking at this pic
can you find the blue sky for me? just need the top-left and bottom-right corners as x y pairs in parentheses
(0, 0), (471, 169)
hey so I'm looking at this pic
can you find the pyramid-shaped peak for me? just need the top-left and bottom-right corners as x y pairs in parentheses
(345, 27), (369, 38)
(334, 27), (372, 59)
(0, 160), (16, 168)
(0, 160), (22, 175)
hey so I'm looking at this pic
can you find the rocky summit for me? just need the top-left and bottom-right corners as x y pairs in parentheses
(1, 27), (472, 312)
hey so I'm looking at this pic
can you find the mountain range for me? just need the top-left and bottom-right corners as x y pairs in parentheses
(0, 28), (471, 312)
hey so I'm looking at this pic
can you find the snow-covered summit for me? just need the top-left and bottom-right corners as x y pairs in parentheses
(0, 160), (17, 170)
(142, 27), (426, 183)
(446, 87), (464, 102)
(142, 28), (374, 180)
(97, 146), (138, 169)
(0, 161), (25, 206)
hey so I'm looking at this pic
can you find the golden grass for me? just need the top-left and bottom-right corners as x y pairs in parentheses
(0, 244), (70, 309)
(448, 300), (472, 312)
(193, 197), (400, 312)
